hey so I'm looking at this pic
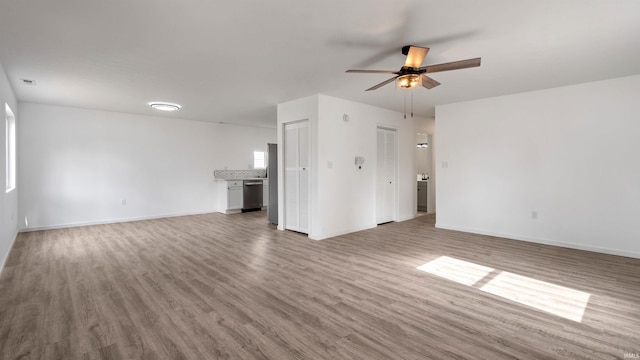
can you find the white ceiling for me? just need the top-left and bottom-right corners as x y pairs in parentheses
(1, 0), (639, 128)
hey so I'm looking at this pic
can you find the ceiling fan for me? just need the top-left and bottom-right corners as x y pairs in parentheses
(346, 45), (481, 91)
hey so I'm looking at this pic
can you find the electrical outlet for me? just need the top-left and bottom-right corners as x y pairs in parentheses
(531, 211), (538, 220)
(121, 199), (127, 206)
(442, 161), (449, 169)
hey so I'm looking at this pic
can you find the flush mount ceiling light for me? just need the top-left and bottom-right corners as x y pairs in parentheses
(149, 102), (181, 111)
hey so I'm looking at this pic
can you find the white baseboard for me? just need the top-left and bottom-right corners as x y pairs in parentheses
(397, 215), (416, 222)
(0, 230), (19, 275)
(308, 213), (420, 240)
(309, 224), (376, 241)
(435, 223), (640, 260)
(19, 210), (216, 232)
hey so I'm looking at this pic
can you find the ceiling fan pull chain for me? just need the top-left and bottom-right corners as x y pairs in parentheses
(404, 93), (407, 119)
(411, 91), (414, 118)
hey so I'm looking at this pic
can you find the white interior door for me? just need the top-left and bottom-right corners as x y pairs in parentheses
(377, 127), (397, 224)
(284, 121), (309, 233)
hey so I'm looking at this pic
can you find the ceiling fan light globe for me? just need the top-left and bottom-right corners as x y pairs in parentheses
(397, 74), (420, 89)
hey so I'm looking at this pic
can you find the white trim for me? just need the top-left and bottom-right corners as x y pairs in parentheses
(309, 224), (375, 241)
(397, 214), (416, 222)
(19, 210), (216, 232)
(0, 230), (19, 275)
(435, 223), (640, 260)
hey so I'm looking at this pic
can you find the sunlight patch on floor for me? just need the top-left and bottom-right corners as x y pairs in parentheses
(416, 256), (494, 286)
(480, 271), (590, 322)
(416, 256), (591, 322)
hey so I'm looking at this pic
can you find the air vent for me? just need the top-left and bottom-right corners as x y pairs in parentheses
(21, 78), (36, 86)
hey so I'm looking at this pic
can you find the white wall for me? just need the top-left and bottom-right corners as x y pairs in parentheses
(0, 63), (18, 271)
(278, 94), (421, 240)
(18, 103), (275, 230)
(416, 117), (435, 135)
(436, 75), (640, 258)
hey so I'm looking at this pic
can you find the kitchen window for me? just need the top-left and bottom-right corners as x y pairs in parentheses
(5, 103), (16, 192)
(253, 151), (265, 169)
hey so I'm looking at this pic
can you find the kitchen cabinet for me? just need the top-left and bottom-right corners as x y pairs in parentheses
(417, 181), (428, 212)
(218, 180), (243, 214)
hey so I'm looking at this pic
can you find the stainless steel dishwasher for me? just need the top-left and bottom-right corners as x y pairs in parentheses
(242, 180), (263, 211)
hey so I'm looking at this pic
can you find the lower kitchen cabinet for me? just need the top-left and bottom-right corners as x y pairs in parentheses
(218, 180), (243, 214)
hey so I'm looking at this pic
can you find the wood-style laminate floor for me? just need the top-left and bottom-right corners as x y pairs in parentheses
(1, 211), (639, 359)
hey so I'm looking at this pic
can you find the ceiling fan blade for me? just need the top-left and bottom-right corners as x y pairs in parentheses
(421, 57), (481, 73)
(346, 69), (398, 74)
(365, 76), (398, 91)
(404, 46), (429, 68)
(420, 75), (441, 89)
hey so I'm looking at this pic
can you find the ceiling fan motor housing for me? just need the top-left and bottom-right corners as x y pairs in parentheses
(400, 66), (424, 76)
